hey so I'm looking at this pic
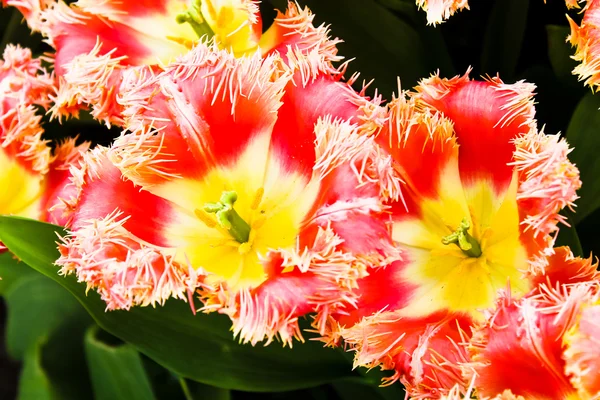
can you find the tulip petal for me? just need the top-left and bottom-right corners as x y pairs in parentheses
(115, 45), (285, 190)
(568, 0), (600, 90)
(0, 45), (54, 219)
(259, 2), (341, 67)
(469, 285), (592, 399)
(341, 310), (472, 398)
(564, 299), (600, 398)
(415, 0), (470, 25)
(511, 129), (581, 240)
(414, 72), (536, 195)
(39, 138), (90, 225)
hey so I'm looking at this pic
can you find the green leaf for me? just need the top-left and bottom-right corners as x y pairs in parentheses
(85, 326), (156, 400)
(481, 0), (529, 79)
(566, 93), (600, 224)
(41, 318), (94, 400)
(17, 339), (60, 400)
(0, 216), (354, 391)
(0, 251), (36, 296)
(182, 380), (231, 400)
(5, 273), (88, 360)
(5, 268), (94, 399)
(332, 379), (404, 400)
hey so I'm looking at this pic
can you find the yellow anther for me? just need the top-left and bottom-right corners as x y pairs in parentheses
(250, 187), (264, 210)
(224, 240), (242, 248)
(252, 215), (267, 230)
(217, 6), (234, 28)
(194, 208), (217, 228)
(165, 36), (195, 49)
(248, 229), (257, 243)
(204, 0), (218, 22)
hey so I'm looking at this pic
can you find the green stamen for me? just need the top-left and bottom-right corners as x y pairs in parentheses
(204, 191), (251, 243)
(176, 0), (214, 39)
(441, 217), (482, 258)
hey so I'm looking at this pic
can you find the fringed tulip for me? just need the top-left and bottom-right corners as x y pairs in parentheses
(469, 249), (600, 399)
(3, 0), (343, 126)
(323, 71), (581, 398)
(568, 0), (600, 90)
(8, 0), (262, 124)
(56, 43), (400, 346)
(0, 45), (88, 225)
(1, 45), (52, 219)
(563, 295), (600, 398)
(416, 0), (470, 25)
(565, 0), (584, 8)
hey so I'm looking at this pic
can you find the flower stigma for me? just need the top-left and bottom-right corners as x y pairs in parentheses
(199, 190), (251, 243)
(176, 0), (215, 39)
(441, 217), (482, 258)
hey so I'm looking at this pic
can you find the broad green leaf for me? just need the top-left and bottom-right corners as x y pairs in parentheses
(0, 216), (355, 391)
(183, 380), (231, 400)
(85, 326), (156, 400)
(566, 93), (600, 224)
(17, 339), (59, 400)
(41, 317), (94, 400)
(481, 0), (529, 79)
(5, 270), (93, 399)
(332, 379), (404, 400)
(0, 252), (36, 296)
(5, 273), (89, 360)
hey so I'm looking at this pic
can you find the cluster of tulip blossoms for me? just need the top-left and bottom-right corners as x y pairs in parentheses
(1, 0), (600, 399)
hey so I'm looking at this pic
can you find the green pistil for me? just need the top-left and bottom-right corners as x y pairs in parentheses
(176, 0), (214, 39)
(204, 191), (250, 243)
(441, 217), (482, 258)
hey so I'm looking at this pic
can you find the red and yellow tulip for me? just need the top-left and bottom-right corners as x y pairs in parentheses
(56, 42), (399, 345)
(468, 248), (599, 399)
(3, 0), (342, 126)
(416, 0), (470, 25)
(0, 44), (87, 231)
(568, 0), (600, 90)
(322, 71), (582, 398)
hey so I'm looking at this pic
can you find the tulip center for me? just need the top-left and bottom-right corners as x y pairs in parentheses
(441, 217), (482, 258)
(194, 187), (267, 257)
(202, 190), (250, 243)
(176, 0), (215, 39)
